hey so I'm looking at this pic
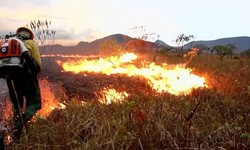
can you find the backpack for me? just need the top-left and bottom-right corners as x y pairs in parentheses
(0, 37), (25, 78)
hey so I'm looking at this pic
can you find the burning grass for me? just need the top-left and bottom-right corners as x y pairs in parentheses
(37, 78), (67, 117)
(56, 52), (207, 95)
(5, 54), (250, 149)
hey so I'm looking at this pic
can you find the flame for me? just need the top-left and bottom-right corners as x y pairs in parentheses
(119, 53), (137, 63)
(101, 88), (129, 104)
(38, 78), (66, 118)
(41, 54), (98, 59)
(56, 53), (207, 95)
(56, 53), (137, 75)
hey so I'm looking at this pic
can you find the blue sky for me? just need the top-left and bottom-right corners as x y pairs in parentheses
(0, 0), (249, 46)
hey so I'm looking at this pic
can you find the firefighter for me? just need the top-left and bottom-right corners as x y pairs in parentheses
(6, 26), (42, 142)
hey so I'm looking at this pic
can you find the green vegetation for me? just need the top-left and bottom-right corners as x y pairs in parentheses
(6, 54), (250, 150)
(210, 45), (236, 60)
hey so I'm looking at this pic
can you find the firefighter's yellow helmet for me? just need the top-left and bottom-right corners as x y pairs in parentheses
(16, 26), (34, 40)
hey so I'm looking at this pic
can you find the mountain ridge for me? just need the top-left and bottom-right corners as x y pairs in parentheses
(183, 36), (250, 52)
(40, 34), (250, 55)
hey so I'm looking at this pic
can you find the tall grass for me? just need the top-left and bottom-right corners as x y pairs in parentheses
(6, 54), (250, 149)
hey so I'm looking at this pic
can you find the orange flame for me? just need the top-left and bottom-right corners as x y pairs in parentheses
(101, 88), (129, 104)
(41, 54), (99, 59)
(38, 78), (66, 117)
(56, 53), (207, 95)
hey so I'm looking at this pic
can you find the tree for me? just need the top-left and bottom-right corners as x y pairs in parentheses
(126, 26), (159, 54)
(212, 45), (228, 60)
(226, 44), (237, 59)
(211, 44), (237, 60)
(208, 47), (214, 58)
(174, 33), (195, 57)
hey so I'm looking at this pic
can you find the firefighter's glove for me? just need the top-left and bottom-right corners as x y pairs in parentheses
(11, 37), (28, 53)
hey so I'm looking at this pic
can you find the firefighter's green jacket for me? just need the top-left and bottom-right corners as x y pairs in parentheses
(24, 39), (42, 69)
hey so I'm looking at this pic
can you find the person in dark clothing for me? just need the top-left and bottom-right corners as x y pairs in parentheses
(4, 26), (42, 143)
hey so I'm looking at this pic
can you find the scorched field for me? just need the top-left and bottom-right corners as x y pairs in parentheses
(4, 52), (250, 150)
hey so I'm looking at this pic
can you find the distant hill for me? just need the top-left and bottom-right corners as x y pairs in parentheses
(184, 36), (250, 53)
(40, 35), (250, 55)
(155, 40), (171, 48)
(41, 34), (161, 55)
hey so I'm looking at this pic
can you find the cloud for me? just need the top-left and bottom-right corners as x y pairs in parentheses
(1, 0), (250, 47)
(0, 18), (28, 34)
(24, 0), (51, 6)
(55, 27), (100, 41)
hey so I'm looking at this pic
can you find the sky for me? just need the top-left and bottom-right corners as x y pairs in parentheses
(0, 0), (250, 46)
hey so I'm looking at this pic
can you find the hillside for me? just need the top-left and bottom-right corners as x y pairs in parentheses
(40, 35), (250, 55)
(41, 34), (161, 55)
(184, 36), (250, 53)
(155, 40), (171, 48)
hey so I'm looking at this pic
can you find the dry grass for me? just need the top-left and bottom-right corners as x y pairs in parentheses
(6, 54), (250, 150)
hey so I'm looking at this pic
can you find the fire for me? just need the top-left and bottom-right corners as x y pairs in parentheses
(56, 53), (207, 95)
(38, 78), (66, 117)
(41, 54), (98, 59)
(56, 53), (137, 75)
(119, 53), (137, 62)
(101, 88), (129, 104)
